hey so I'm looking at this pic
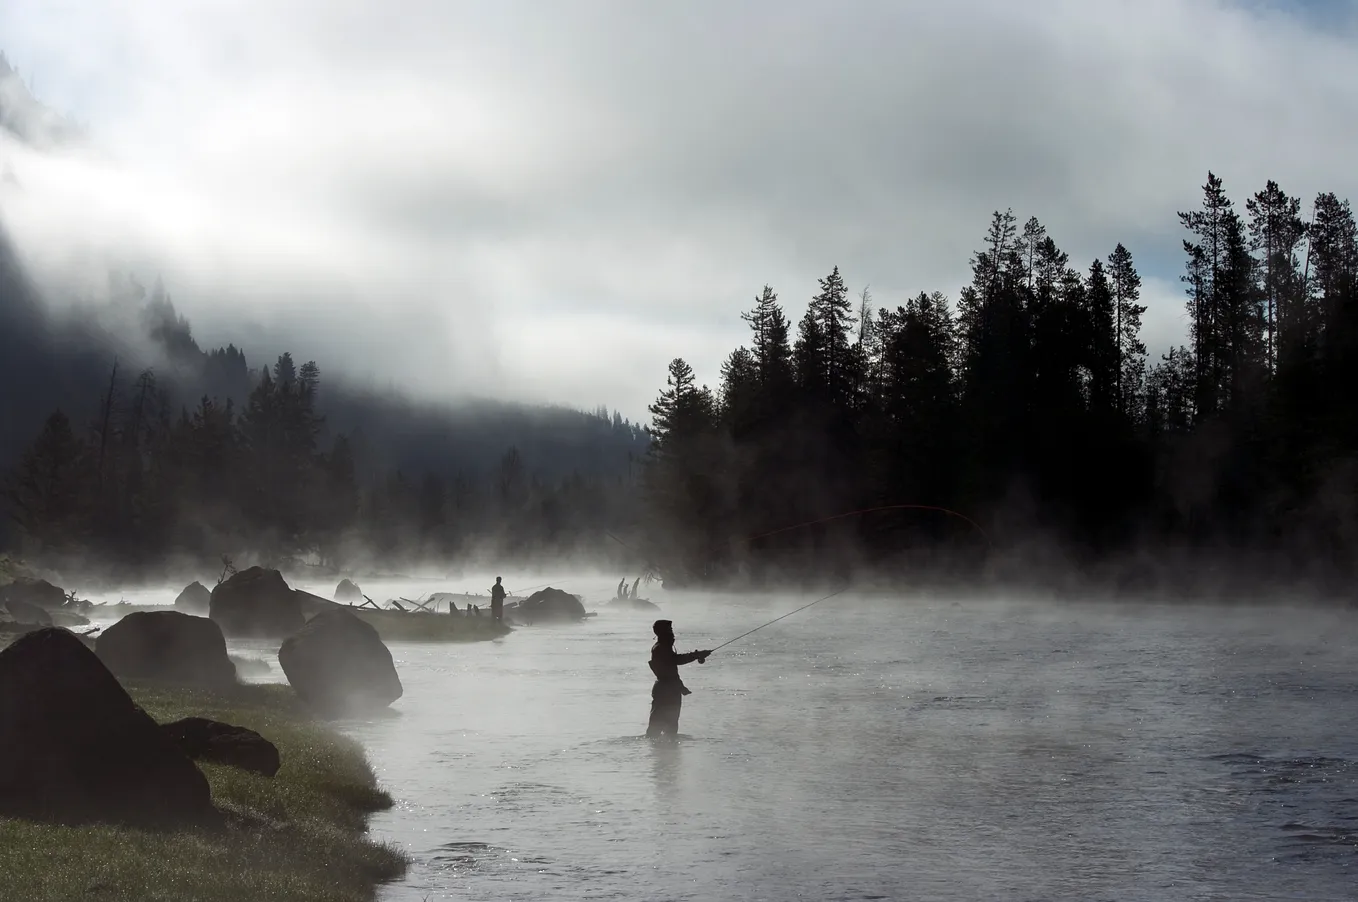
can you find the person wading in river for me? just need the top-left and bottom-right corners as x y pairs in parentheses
(647, 620), (712, 738)
(490, 577), (506, 623)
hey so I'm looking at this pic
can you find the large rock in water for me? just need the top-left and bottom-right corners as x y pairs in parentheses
(3, 599), (52, 627)
(96, 611), (237, 690)
(0, 628), (216, 827)
(334, 578), (363, 602)
(174, 580), (212, 614)
(161, 717), (280, 777)
(0, 577), (66, 610)
(210, 567), (305, 638)
(278, 609), (402, 717)
(514, 587), (587, 623)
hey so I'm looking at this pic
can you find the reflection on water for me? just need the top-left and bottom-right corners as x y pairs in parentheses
(144, 575), (1358, 900)
(650, 736), (682, 803)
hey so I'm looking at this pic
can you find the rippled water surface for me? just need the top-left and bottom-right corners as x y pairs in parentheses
(112, 579), (1358, 900)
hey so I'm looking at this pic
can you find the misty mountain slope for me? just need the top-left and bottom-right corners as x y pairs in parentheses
(0, 226), (132, 458)
(0, 254), (649, 486)
(0, 53), (81, 149)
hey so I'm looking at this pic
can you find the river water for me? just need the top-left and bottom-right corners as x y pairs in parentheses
(113, 577), (1358, 900)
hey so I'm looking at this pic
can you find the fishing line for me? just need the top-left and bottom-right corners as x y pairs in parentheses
(709, 586), (850, 652)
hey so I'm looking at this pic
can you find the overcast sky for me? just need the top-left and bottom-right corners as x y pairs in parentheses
(2, 0), (1357, 422)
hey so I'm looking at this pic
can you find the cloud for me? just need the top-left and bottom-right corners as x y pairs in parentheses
(2, 0), (1357, 419)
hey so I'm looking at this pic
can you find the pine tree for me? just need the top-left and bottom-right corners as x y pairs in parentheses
(273, 352), (297, 388)
(1179, 172), (1262, 418)
(1308, 192), (1358, 447)
(1084, 258), (1118, 413)
(718, 347), (759, 435)
(2, 410), (88, 551)
(644, 358), (720, 581)
(739, 286), (795, 421)
(1145, 346), (1195, 437)
(1021, 216), (1046, 289)
(1107, 244), (1147, 422)
(1246, 181), (1307, 372)
(1180, 173), (1230, 418)
(805, 266), (856, 408)
(793, 309), (827, 396)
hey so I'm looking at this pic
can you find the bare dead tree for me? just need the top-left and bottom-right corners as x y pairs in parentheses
(216, 555), (237, 588)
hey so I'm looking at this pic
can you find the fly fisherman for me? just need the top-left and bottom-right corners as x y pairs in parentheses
(490, 577), (506, 623)
(646, 620), (712, 738)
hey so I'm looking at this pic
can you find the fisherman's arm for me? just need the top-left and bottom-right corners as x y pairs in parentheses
(675, 650), (714, 665)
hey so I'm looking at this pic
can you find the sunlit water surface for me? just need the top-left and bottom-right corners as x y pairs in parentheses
(93, 579), (1358, 900)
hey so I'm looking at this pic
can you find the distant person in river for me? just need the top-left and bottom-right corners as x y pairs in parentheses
(490, 577), (506, 622)
(618, 578), (628, 599)
(646, 620), (712, 739)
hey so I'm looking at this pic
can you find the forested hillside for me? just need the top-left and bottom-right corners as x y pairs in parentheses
(0, 233), (649, 574)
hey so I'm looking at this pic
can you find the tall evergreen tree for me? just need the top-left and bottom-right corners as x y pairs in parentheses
(1246, 181), (1308, 372)
(1084, 258), (1118, 413)
(2, 410), (87, 552)
(1107, 243), (1147, 423)
(1180, 172), (1235, 419)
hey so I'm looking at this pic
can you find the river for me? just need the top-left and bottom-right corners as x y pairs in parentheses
(121, 577), (1358, 900)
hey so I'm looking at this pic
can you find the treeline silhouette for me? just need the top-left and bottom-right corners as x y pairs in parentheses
(0, 232), (649, 574)
(6, 171), (1357, 597)
(642, 173), (1358, 596)
(3, 352), (644, 573)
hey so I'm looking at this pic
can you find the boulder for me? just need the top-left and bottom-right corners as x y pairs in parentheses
(174, 580), (212, 614)
(3, 599), (52, 627)
(96, 611), (237, 690)
(160, 717), (280, 777)
(295, 589), (344, 619)
(334, 578), (364, 602)
(209, 567), (305, 639)
(514, 587), (588, 623)
(0, 627), (216, 828)
(0, 577), (66, 610)
(278, 609), (402, 717)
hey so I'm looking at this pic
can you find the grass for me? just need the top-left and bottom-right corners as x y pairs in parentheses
(0, 682), (408, 902)
(352, 608), (511, 642)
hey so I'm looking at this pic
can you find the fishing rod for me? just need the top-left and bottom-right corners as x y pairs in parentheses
(507, 582), (555, 595)
(709, 586), (850, 653)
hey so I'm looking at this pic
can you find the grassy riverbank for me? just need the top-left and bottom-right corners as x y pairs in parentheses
(0, 682), (406, 902)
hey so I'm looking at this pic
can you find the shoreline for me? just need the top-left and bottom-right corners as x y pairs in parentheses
(651, 553), (1358, 607)
(72, 602), (514, 643)
(0, 680), (407, 902)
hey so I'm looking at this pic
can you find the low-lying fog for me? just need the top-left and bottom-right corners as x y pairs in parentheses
(87, 575), (1358, 900)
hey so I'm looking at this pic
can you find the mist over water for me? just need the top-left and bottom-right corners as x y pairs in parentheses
(88, 577), (1358, 899)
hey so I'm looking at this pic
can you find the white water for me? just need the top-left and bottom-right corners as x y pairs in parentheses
(92, 578), (1358, 900)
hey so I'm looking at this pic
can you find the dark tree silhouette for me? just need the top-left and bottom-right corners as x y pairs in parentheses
(640, 173), (1358, 597)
